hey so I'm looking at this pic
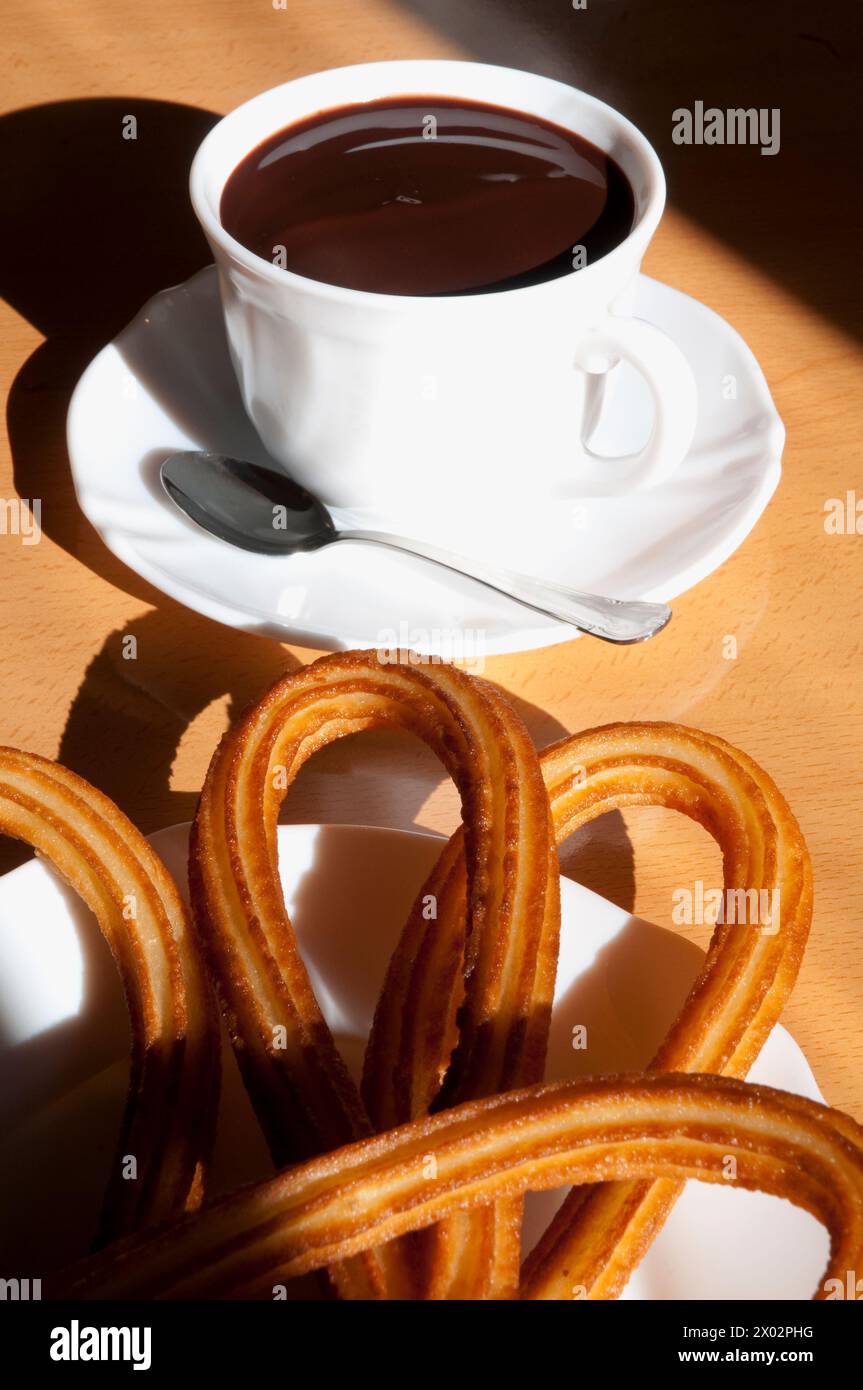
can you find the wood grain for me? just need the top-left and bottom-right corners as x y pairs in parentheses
(1, 0), (860, 1119)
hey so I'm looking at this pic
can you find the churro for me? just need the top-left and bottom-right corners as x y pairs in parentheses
(367, 722), (812, 1297)
(188, 652), (559, 1297)
(57, 1074), (863, 1301)
(0, 748), (219, 1245)
(0, 661), (826, 1304)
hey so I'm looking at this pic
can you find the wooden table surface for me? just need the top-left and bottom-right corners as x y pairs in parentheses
(2, 1), (861, 1114)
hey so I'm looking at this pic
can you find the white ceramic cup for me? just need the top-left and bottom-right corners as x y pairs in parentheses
(190, 61), (697, 531)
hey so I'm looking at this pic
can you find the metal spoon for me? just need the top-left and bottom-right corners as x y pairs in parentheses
(160, 451), (671, 644)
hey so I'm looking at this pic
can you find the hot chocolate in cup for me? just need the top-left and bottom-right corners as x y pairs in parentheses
(190, 61), (697, 539)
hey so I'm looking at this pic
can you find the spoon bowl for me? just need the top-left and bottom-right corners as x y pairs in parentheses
(160, 451), (672, 644)
(161, 451), (336, 555)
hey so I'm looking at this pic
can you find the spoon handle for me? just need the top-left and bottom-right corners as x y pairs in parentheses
(336, 530), (671, 643)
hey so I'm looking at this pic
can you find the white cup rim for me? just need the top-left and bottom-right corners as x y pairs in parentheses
(189, 59), (666, 311)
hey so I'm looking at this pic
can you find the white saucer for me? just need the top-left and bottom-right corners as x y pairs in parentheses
(67, 268), (782, 655)
(0, 823), (825, 1299)
(68, 269), (783, 655)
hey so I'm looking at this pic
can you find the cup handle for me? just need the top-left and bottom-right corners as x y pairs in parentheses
(574, 314), (698, 495)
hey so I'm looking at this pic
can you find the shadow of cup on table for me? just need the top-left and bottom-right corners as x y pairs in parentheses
(1, 97), (219, 338)
(0, 95), (301, 866)
(2, 97), (218, 597)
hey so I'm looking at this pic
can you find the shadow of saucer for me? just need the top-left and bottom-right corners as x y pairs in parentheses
(56, 609), (301, 829)
(0, 606), (301, 877)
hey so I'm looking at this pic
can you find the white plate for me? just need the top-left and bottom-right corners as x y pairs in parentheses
(67, 269), (783, 655)
(0, 824), (824, 1299)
